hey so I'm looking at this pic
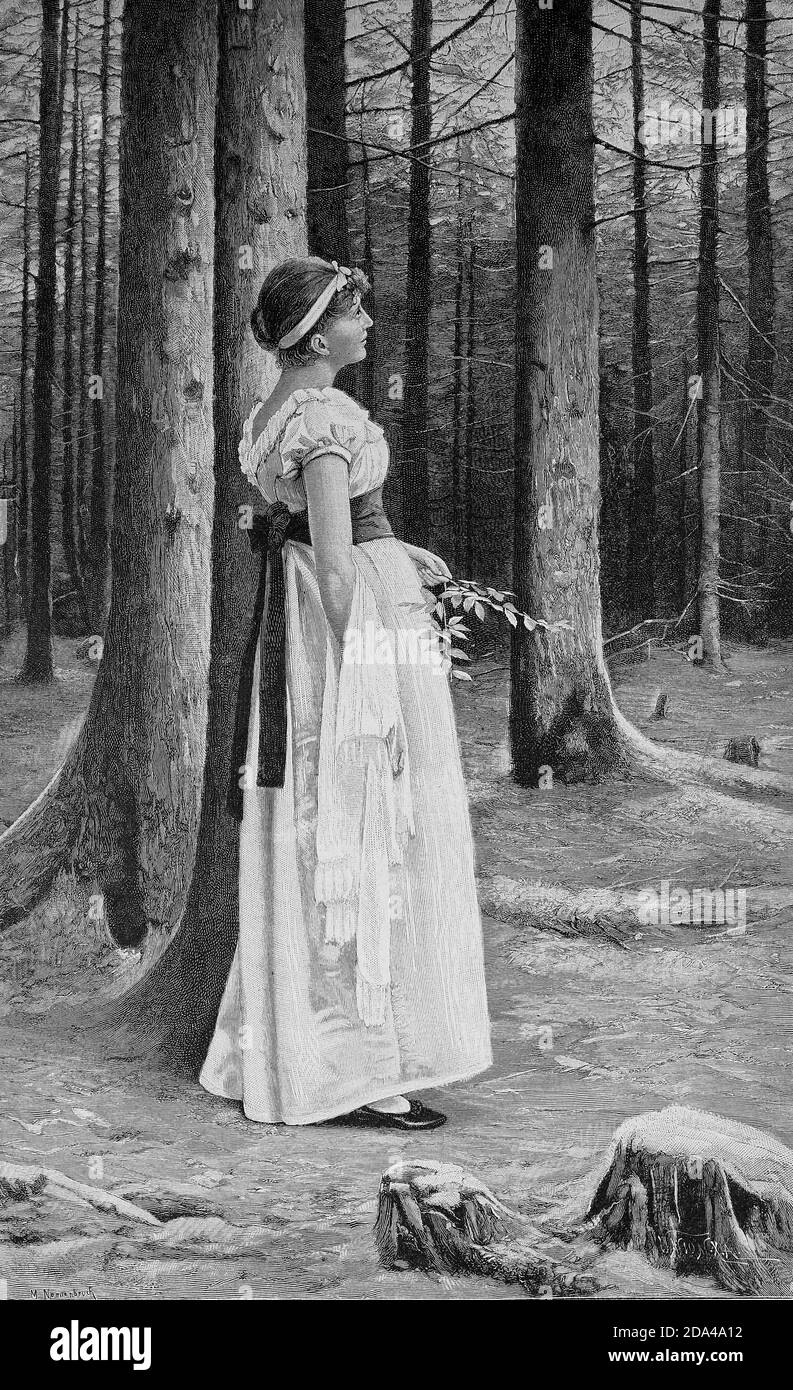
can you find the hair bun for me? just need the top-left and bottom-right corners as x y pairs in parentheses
(250, 305), (279, 353)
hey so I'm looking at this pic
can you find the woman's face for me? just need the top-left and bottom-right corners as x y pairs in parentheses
(310, 292), (373, 369)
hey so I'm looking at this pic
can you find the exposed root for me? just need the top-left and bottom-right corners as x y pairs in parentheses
(616, 707), (793, 799)
(0, 1160), (162, 1227)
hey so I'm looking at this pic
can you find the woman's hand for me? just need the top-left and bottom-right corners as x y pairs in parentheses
(402, 542), (452, 583)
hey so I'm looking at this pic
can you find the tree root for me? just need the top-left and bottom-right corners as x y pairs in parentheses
(0, 729), (92, 930)
(0, 1160), (162, 1227)
(616, 708), (793, 799)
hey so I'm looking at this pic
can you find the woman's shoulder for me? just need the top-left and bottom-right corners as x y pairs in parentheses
(239, 387), (380, 488)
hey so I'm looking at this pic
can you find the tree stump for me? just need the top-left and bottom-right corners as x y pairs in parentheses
(374, 1160), (599, 1296)
(586, 1106), (793, 1294)
(724, 736), (761, 768)
(375, 1108), (793, 1296)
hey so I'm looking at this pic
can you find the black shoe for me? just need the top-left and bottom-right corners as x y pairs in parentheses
(329, 1098), (447, 1131)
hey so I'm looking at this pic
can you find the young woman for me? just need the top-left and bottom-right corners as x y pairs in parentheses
(199, 256), (492, 1130)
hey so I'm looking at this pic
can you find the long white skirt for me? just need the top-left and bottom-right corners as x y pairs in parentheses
(199, 535), (492, 1124)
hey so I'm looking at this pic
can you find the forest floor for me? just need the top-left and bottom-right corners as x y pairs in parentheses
(0, 626), (792, 1300)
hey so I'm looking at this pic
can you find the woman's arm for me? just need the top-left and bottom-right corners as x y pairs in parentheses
(302, 453), (356, 644)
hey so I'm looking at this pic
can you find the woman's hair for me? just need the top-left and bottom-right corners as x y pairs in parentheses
(250, 256), (371, 367)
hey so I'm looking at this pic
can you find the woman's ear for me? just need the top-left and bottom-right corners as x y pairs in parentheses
(310, 331), (329, 357)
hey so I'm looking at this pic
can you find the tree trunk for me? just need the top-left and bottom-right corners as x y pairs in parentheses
(18, 152), (31, 619)
(401, 0), (432, 548)
(103, 0), (307, 1065)
(2, 437), (15, 638)
(450, 142), (465, 574)
(61, 14), (91, 633)
(305, 0), (349, 263)
(78, 99), (90, 570)
(696, 0), (722, 670)
(305, 0), (356, 398)
(629, 0), (655, 619)
(358, 99), (377, 417)
(744, 0), (775, 574)
(678, 356), (690, 614)
(0, 0), (217, 940)
(17, 0), (68, 683)
(85, 0), (112, 634)
(464, 236), (476, 577)
(509, 0), (629, 786)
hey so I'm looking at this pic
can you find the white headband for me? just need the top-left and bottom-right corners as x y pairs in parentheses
(278, 260), (352, 349)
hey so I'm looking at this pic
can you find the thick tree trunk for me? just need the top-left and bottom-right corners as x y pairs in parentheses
(509, 0), (629, 786)
(628, 0), (655, 619)
(696, 0), (722, 670)
(0, 0), (217, 940)
(103, 0), (307, 1065)
(17, 0), (63, 683)
(61, 17), (91, 633)
(85, 0), (112, 633)
(744, 0), (775, 573)
(401, 0), (432, 548)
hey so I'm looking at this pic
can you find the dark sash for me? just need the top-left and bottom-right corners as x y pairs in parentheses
(226, 489), (394, 822)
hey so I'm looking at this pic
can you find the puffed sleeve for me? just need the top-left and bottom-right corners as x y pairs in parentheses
(279, 398), (363, 481)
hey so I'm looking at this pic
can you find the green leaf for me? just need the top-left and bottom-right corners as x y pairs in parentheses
(474, 601), (486, 621)
(451, 668), (473, 681)
(504, 609), (518, 627)
(463, 596), (476, 612)
(450, 649), (471, 660)
(523, 613), (537, 630)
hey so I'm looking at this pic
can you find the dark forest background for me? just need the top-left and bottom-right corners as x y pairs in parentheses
(2, 0), (791, 656)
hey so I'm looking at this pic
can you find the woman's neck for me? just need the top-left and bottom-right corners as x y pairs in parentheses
(273, 361), (338, 397)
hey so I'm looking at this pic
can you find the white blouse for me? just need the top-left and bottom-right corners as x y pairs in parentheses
(239, 385), (389, 511)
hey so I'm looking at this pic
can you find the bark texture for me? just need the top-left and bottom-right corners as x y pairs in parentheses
(629, 0), (655, 618)
(105, 0), (307, 1065)
(17, 0), (62, 682)
(85, 0), (112, 632)
(0, 0), (217, 942)
(401, 0), (432, 547)
(696, 0), (723, 669)
(744, 0), (775, 573)
(510, 0), (629, 786)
